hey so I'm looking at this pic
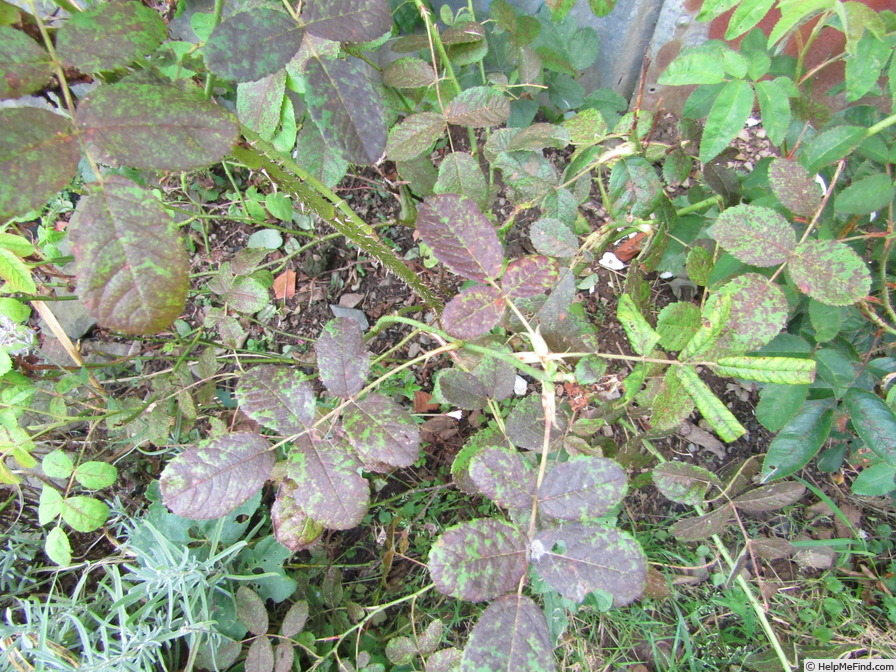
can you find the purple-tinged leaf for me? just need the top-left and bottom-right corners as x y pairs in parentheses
(343, 394), (421, 468)
(386, 637), (417, 665)
(442, 285), (506, 340)
(0, 109), (79, 221)
(281, 599), (310, 637)
(442, 20), (486, 44)
(768, 158), (822, 218)
(506, 123), (571, 152)
(236, 586), (269, 636)
(429, 518), (529, 601)
(246, 636), (275, 672)
(238, 72), (287, 140)
(287, 433), (369, 530)
(304, 0), (391, 42)
(732, 482), (805, 512)
(204, 9), (303, 82)
(531, 523), (646, 605)
(429, 647), (463, 672)
(386, 112), (446, 161)
(77, 83), (239, 170)
(271, 481), (323, 552)
(417, 194), (503, 282)
(472, 351), (516, 402)
(0, 26), (52, 98)
(304, 55), (387, 165)
(417, 619), (443, 656)
(506, 395), (563, 451)
(433, 369), (489, 410)
(788, 240), (871, 306)
(69, 176), (189, 334)
(445, 86), (510, 127)
(383, 56), (437, 88)
(652, 462), (720, 506)
(236, 366), (316, 435)
(529, 218), (578, 257)
(669, 504), (732, 541)
(160, 433), (274, 519)
(459, 594), (554, 672)
(539, 456), (627, 521)
(709, 204), (796, 266)
(469, 446), (537, 509)
(751, 536), (796, 560)
(316, 317), (370, 398)
(56, 1), (167, 74)
(500, 256), (560, 299)
(274, 642), (294, 672)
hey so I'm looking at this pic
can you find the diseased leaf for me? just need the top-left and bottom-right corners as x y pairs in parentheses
(69, 177), (189, 334)
(287, 433), (369, 530)
(751, 536), (796, 560)
(649, 368), (696, 431)
(204, 9), (303, 82)
(506, 394), (562, 451)
(442, 20), (486, 44)
(700, 79), (754, 164)
(417, 194), (503, 282)
(383, 56), (436, 88)
(273, 642), (293, 672)
(459, 595), (554, 672)
(281, 599), (310, 637)
(0, 26), (52, 98)
(656, 302), (700, 351)
(530, 218), (578, 257)
(272, 481), (323, 552)
(304, 55), (387, 165)
(160, 433), (274, 519)
(669, 504), (732, 541)
(680, 292), (732, 361)
(761, 400), (834, 481)
(468, 445), (537, 509)
(494, 150), (558, 203)
(706, 274), (789, 358)
(295, 121), (349, 188)
(0, 108), (79, 221)
(500, 256), (560, 299)
(56, 1), (167, 74)
(768, 158), (822, 219)
(316, 317), (370, 398)
(788, 240), (871, 306)
(236, 366), (316, 434)
(429, 518), (529, 601)
(472, 351), (517, 402)
(539, 456), (627, 521)
(713, 357), (816, 385)
(433, 368), (489, 410)
(843, 388), (896, 467)
(238, 72), (287, 140)
(653, 462), (720, 506)
(531, 523), (646, 605)
(303, 0), (391, 42)
(343, 394), (421, 468)
(732, 482), (805, 512)
(246, 636), (275, 672)
(445, 86), (510, 127)
(609, 156), (663, 218)
(430, 647), (464, 672)
(237, 586), (269, 636)
(675, 366), (746, 442)
(386, 637), (417, 666)
(77, 83), (239, 170)
(617, 294), (661, 356)
(506, 123), (571, 152)
(434, 152), (488, 210)
(442, 285), (506, 340)
(710, 204), (796, 266)
(386, 112), (446, 161)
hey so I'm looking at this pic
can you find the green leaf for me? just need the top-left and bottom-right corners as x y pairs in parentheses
(587, 0), (616, 16)
(834, 173), (895, 215)
(754, 78), (791, 147)
(801, 126), (867, 174)
(788, 240), (871, 305)
(617, 294), (660, 356)
(680, 292), (732, 361)
(756, 383), (809, 431)
(529, 218), (578, 257)
(445, 87), (510, 127)
(652, 462), (719, 506)
(675, 366), (746, 442)
(204, 8), (303, 82)
(38, 487), (63, 525)
(316, 317), (370, 398)
(236, 366), (316, 434)
(713, 357), (816, 385)
(761, 400), (834, 481)
(725, 0), (776, 40)
(265, 192), (293, 221)
(469, 446), (537, 509)
(434, 152), (488, 211)
(383, 56), (436, 88)
(656, 302), (701, 351)
(0, 108), (79, 221)
(56, 1), (167, 74)
(768, 0), (831, 46)
(658, 47), (727, 86)
(608, 156), (663, 218)
(700, 79), (755, 164)
(531, 523), (646, 605)
(0, 248), (35, 294)
(459, 595), (554, 672)
(304, 55), (387, 165)
(710, 204), (796, 266)
(0, 297), (29, 323)
(0, 232), (34, 257)
(429, 518), (529, 601)
(161, 432), (275, 519)
(238, 71), (287, 141)
(442, 285), (506, 340)
(500, 256), (560, 299)
(768, 158), (822, 218)
(77, 83), (239, 170)
(386, 112), (446, 162)
(539, 456), (627, 521)
(68, 177), (189, 334)
(61, 495), (109, 532)
(808, 299), (841, 342)
(45, 526), (72, 566)
(73, 461), (117, 490)
(417, 194), (503, 282)
(843, 388), (896, 468)
(343, 394), (421, 469)
(0, 26), (52, 98)
(845, 30), (890, 101)
(303, 0), (391, 43)
(851, 462), (896, 497)
(649, 368), (696, 431)
(686, 247), (713, 286)
(271, 482), (323, 552)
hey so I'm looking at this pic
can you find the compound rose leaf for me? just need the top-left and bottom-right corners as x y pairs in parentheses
(709, 204), (796, 266)
(204, 8), (303, 82)
(500, 256), (561, 299)
(236, 366), (316, 434)
(469, 446), (537, 509)
(303, 0), (392, 43)
(343, 394), (421, 468)
(539, 456), (627, 521)
(442, 285), (506, 340)
(316, 317), (370, 398)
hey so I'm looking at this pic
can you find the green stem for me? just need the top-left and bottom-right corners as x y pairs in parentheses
(867, 112), (896, 138)
(675, 195), (722, 217)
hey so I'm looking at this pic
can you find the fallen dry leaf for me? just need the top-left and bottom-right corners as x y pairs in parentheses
(273, 269), (297, 299)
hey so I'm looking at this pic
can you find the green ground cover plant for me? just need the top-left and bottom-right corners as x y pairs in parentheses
(0, 0), (895, 669)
